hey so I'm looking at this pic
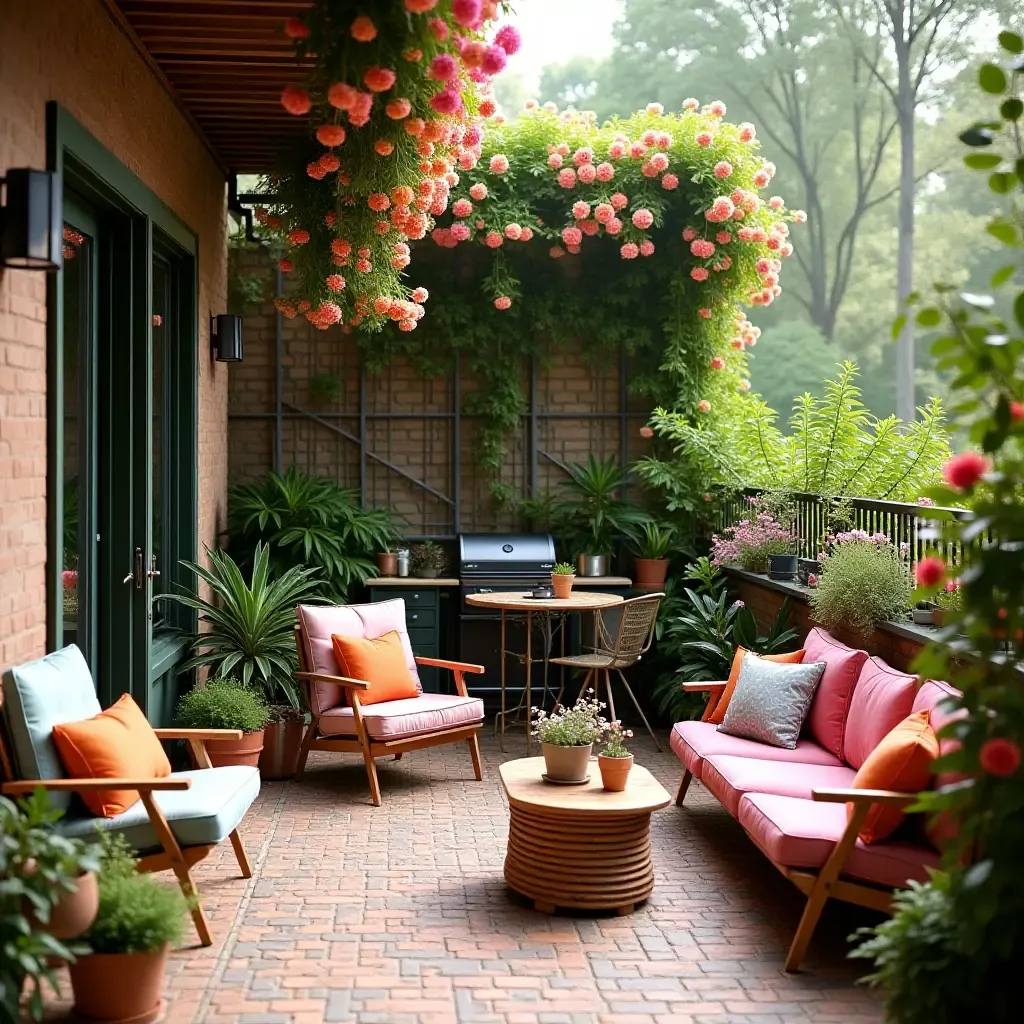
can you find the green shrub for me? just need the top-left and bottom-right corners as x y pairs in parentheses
(83, 834), (187, 955)
(176, 680), (270, 733)
(810, 539), (912, 636)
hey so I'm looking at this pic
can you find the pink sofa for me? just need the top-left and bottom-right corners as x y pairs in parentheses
(671, 627), (960, 971)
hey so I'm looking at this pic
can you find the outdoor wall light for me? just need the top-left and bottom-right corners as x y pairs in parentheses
(211, 313), (243, 363)
(0, 168), (63, 271)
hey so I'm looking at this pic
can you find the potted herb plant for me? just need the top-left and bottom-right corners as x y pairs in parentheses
(70, 833), (187, 1024)
(1, 791), (101, 1023)
(532, 692), (607, 783)
(165, 542), (322, 780)
(551, 562), (576, 599)
(598, 722), (635, 791)
(933, 578), (962, 627)
(629, 521), (675, 590)
(176, 680), (271, 768)
(411, 540), (446, 579)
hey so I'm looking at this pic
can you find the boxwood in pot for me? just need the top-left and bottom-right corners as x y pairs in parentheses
(176, 680), (271, 769)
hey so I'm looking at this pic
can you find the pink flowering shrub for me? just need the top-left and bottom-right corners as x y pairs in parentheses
(711, 512), (796, 573)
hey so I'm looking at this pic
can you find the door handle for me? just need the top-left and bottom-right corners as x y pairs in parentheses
(123, 547), (144, 589)
(147, 554), (160, 580)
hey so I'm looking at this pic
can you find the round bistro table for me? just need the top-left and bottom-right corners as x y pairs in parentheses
(464, 590), (624, 752)
(499, 757), (671, 915)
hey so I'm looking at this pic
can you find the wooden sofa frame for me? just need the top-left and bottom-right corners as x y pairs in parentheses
(293, 628), (485, 805)
(0, 694), (251, 948)
(675, 679), (913, 972)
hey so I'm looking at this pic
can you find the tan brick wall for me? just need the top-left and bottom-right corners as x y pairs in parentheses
(0, 0), (228, 669)
(228, 249), (652, 534)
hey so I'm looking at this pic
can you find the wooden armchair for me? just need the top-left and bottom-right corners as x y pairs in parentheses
(293, 600), (485, 805)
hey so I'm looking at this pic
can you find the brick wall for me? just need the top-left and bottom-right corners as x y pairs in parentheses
(0, 0), (228, 669)
(228, 248), (651, 534)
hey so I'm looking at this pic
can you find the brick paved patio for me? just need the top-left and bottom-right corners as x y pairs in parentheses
(49, 733), (885, 1024)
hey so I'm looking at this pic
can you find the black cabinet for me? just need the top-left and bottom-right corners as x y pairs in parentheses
(368, 585), (446, 692)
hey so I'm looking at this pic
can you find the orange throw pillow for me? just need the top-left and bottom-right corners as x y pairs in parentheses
(849, 709), (939, 844)
(708, 647), (806, 724)
(52, 693), (172, 818)
(331, 630), (420, 707)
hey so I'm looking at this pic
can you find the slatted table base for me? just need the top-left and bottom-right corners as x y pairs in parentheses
(504, 805), (657, 915)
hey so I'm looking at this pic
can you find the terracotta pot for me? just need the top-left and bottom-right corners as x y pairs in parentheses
(551, 573), (575, 599)
(25, 870), (98, 941)
(542, 743), (592, 782)
(598, 752), (634, 792)
(205, 729), (264, 768)
(258, 716), (305, 780)
(69, 946), (168, 1023)
(633, 558), (668, 591)
(932, 607), (945, 627)
(376, 552), (398, 576)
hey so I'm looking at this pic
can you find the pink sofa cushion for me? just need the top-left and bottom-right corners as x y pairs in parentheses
(317, 692), (483, 741)
(843, 657), (918, 769)
(802, 628), (869, 759)
(738, 792), (939, 889)
(701, 754), (856, 818)
(297, 601), (421, 713)
(913, 679), (966, 850)
(669, 721), (844, 780)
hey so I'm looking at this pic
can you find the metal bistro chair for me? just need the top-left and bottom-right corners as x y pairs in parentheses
(550, 593), (664, 750)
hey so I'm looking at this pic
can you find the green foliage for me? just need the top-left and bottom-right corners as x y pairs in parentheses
(556, 455), (649, 555)
(229, 467), (397, 601)
(854, 35), (1024, 1017)
(628, 520), (676, 560)
(166, 543), (321, 710)
(176, 680), (271, 733)
(410, 540), (446, 575)
(0, 791), (101, 1024)
(810, 539), (913, 636)
(552, 562), (575, 575)
(82, 833), (186, 955)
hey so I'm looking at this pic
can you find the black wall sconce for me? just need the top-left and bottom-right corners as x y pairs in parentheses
(210, 313), (243, 363)
(0, 168), (63, 271)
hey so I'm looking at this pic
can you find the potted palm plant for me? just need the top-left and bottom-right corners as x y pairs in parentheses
(176, 680), (271, 767)
(629, 520), (676, 590)
(532, 692), (607, 783)
(597, 722), (635, 791)
(551, 562), (576, 599)
(164, 542), (322, 779)
(69, 833), (187, 1024)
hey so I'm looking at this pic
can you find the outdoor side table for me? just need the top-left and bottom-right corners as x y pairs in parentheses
(498, 757), (671, 916)
(464, 590), (624, 752)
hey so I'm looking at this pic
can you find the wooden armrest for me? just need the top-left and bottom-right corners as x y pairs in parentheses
(153, 728), (243, 741)
(415, 656), (485, 674)
(293, 670), (370, 691)
(681, 680), (727, 692)
(3, 777), (192, 796)
(813, 788), (917, 807)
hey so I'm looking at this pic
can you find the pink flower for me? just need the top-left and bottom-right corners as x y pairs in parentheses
(453, 198), (473, 217)
(368, 192), (391, 212)
(605, 217), (623, 236)
(489, 154), (510, 173)
(792, 209), (808, 223)
(520, 226), (534, 241)
(573, 147), (594, 166)
(549, 245), (566, 259)
(464, 124), (483, 147)
(484, 231), (503, 248)
(629, 142), (648, 159)
(557, 168), (577, 188)
(482, 45), (508, 76)
(915, 557), (946, 589)
(430, 54), (459, 81)
(691, 267), (709, 282)
(316, 125), (347, 148)
(548, 152), (563, 168)
(738, 122), (756, 143)
(594, 203), (615, 224)
(356, 258), (372, 273)
(350, 16), (377, 41)
(495, 24), (522, 55)
(709, 354), (725, 368)
(430, 87), (463, 115)
(697, 400), (711, 413)
(695, 131), (714, 147)
(469, 182), (488, 200)
(980, 738), (1021, 777)
(682, 97), (700, 111)
(753, 170), (770, 188)
(608, 141), (627, 160)
(494, 295), (513, 310)
(562, 226), (583, 246)
(281, 85), (311, 115)
(411, 286), (430, 303)
(639, 425), (654, 438)
(714, 161), (733, 179)
(594, 162), (614, 182)
(708, 100), (726, 117)
(577, 164), (597, 184)
(769, 196), (784, 210)
(620, 243), (639, 260)
(450, 222), (471, 241)
(660, 173), (679, 191)
(1010, 400), (1024, 421)
(405, 0), (440, 12)
(650, 152), (669, 172)
(691, 239), (715, 259)
(62, 569), (78, 589)
(682, 227), (697, 241)
(646, 102), (664, 115)
(714, 231), (731, 245)
(572, 201), (591, 220)
(504, 223), (522, 240)
(943, 451), (989, 490)
(641, 161), (658, 179)
(452, 0), (483, 28)
(705, 196), (736, 223)
(639, 240), (655, 256)
(363, 67), (396, 92)
(631, 208), (654, 230)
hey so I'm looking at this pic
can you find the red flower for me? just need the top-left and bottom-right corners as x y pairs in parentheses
(1010, 400), (1024, 422)
(915, 556), (945, 589)
(283, 18), (309, 40)
(639, 426), (654, 439)
(280, 86), (311, 116)
(943, 451), (989, 491)
(979, 738), (1021, 777)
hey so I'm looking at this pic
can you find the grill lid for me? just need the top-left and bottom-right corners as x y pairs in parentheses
(458, 533), (556, 577)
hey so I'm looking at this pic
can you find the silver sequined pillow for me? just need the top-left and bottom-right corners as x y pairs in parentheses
(718, 653), (827, 749)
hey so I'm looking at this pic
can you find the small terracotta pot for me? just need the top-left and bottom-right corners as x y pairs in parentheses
(633, 558), (668, 591)
(25, 870), (98, 941)
(551, 573), (575, 599)
(599, 752), (634, 791)
(206, 729), (264, 768)
(258, 716), (305, 780)
(376, 552), (398, 576)
(932, 607), (945, 627)
(69, 946), (168, 1023)
(542, 743), (592, 782)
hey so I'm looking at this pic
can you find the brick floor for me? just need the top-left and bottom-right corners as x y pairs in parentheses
(47, 733), (884, 1024)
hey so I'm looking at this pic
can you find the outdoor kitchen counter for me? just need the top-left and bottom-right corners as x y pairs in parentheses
(366, 577), (460, 586)
(570, 576), (632, 587)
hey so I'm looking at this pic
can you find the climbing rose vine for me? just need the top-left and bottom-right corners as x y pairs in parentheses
(254, 0), (517, 331)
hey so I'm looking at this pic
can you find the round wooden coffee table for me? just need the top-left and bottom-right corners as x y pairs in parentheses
(498, 757), (671, 916)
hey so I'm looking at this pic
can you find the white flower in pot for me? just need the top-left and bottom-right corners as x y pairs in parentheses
(532, 692), (608, 783)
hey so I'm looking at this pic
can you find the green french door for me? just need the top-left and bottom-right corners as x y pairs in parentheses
(50, 107), (198, 724)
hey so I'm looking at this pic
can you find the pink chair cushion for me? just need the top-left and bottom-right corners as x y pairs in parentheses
(801, 628), (869, 759)
(738, 792), (939, 889)
(701, 754), (856, 818)
(842, 657), (918, 770)
(317, 692), (483, 741)
(669, 721), (844, 781)
(297, 601), (421, 713)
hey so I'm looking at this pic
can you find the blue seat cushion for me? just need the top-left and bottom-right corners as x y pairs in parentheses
(2, 645), (101, 812)
(59, 765), (260, 852)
